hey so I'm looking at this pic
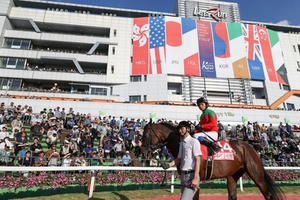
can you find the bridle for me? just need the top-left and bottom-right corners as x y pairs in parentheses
(143, 123), (168, 159)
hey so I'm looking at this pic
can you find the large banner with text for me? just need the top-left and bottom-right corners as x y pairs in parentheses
(131, 16), (288, 84)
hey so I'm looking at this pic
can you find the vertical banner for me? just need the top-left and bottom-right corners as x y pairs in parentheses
(99, 111), (106, 117)
(284, 118), (290, 125)
(181, 18), (200, 76)
(268, 29), (288, 85)
(165, 17), (183, 74)
(197, 20), (216, 78)
(257, 26), (277, 82)
(150, 113), (156, 121)
(212, 22), (234, 78)
(132, 17), (150, 75)
(242, 24), (265, 80)
(226, 23), (250, 79)
(242, 117), (248, 125)
(149, 16), (166, 74)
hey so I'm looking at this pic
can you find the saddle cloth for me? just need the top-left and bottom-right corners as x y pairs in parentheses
(201, 140), (234, 161)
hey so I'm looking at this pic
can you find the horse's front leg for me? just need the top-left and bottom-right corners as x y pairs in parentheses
(227, 176), (237, 200)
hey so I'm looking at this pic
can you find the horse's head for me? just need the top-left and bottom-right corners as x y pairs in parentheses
(140, 119), (155, 159)
(141, 119), (180, 159)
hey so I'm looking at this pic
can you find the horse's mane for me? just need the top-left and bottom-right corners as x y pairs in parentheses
(158, 122), (177, 131)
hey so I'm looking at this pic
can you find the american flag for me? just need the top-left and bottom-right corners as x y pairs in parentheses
(149, 16), (166, 74)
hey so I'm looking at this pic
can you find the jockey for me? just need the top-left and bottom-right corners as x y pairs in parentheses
(193, 97), (222, 153)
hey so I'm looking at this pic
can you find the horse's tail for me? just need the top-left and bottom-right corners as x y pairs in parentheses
(264, 169), (285, 200)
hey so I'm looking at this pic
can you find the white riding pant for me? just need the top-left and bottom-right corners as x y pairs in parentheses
(193, 131), (218, 142)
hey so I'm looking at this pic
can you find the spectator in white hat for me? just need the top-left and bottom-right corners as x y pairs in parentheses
(122, 150), (131, 166)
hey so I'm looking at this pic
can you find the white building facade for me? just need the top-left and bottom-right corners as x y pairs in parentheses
(0, 0), (300, 124)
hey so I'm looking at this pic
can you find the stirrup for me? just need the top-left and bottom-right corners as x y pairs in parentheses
(211, 145), (222, 154)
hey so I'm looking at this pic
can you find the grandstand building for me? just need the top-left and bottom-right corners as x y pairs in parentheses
(0, 0), (300, 124)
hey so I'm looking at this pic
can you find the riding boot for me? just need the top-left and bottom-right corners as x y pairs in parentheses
(198, 137), (222, 155)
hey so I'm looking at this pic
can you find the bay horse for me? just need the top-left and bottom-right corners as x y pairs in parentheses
(141, 120), (284, 200)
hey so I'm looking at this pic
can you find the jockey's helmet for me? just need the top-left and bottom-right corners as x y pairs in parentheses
(196, 96), (208, 105)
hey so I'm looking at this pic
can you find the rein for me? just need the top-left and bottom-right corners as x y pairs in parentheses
(146, 124), (168, 153)
(146, 124), (169, 187)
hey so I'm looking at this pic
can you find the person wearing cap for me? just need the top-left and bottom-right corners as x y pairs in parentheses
(0, 102), (5, 120)
(103, 139), (114, 158)
(30, 120), (44, 141)
(0, 144), (12, 166)
(46, 130), (58, 149)
(18, 143), (32, 160)
(193, 97), (222, 154)
(61, 153), (72, 168)
(113, 139), (124, 157)
(0, 126), (8, 140)
(117, 116), (124, 130)
(110, 116), (116, 128)
(161, 121), (201, 199)
(84, 143), (94, 158)
(46, 144), (60, 167)
(122, 150), (131, 166)
(60, 140), (71, 158)
(0, 137), (8, 150)
(15, 131), (28, 155)
(18, 150), (35, 167)
(30, 114), (41, 126)
(70, 138), (79, 156)
(34, 151), (47, 166)
(287, 153), (297, 167)
(30, 138), (43, 157)
(11, 115), (23, 135)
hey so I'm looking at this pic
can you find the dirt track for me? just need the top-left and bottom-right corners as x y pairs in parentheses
(139, 195), (300, 200)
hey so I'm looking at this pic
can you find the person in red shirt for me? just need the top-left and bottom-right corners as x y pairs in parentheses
(193, 97), (221, 154)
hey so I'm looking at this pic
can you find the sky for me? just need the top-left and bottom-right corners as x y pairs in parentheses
(223, 0), (300, 26)
(52, 0), (300, 26)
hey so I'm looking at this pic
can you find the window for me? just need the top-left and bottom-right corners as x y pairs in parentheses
(130, 75), (141, 82)
(286, 103), (295, 110)
(112, 47), (115, 55)
(293, 45), (297, 52)
(144, 75), (147, 82)
(20, 40), (30, 50)
(143, 95), (147, 101)
(129, 95), (141, 102)
(11, 39), (21, 49)
(1, 79), (10, 90)
(10, 79), (21, 90)
(111, 65), (114, 74)
(4, 38), (31, 49)
(113, 29), (117, 37)
(4, 39), (12, 48)
(282, 84), (290, 91)
(2, 58), (26, 69)
(91, 88), (107, 96)
(16, 59), (25, 69)
(0, 58), (7, 68)
(298, 45), (300, 53)
(297, 61), (300, 68)
(0, 79), (21, 90)
(7, 58), (17, 68)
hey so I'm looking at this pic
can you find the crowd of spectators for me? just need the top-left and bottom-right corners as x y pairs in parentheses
(0, 102), (150, 169)
(218, 120), (300, 167)
(0, 101), (299, 172)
